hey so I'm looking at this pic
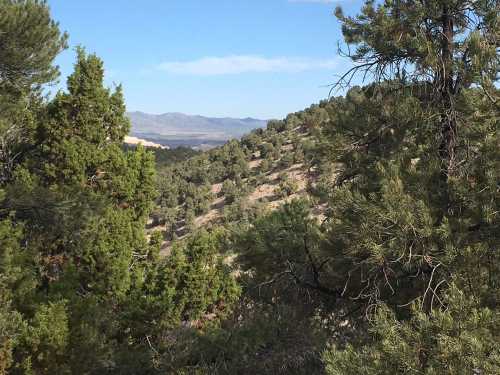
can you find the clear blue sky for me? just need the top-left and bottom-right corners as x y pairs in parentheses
(49, 0), (364, 119)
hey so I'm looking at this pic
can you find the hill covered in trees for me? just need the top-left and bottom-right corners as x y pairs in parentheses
(0, 1), (498, 374)
(147, 101), (328, 253)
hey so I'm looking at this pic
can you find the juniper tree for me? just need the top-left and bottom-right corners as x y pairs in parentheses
(276, 173), (298, 198)
(222, 179), (239, 204)
(0, 40), (240, 374)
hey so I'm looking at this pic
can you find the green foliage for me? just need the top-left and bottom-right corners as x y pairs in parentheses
(121, 228), (240, 331)
(163, 303), (327, 375)
(166, 230), (240, 322)
(1, 0), (498, 373)
(276, 173), (298, 198)
(18, 301), (70, 375)
(279, 151), (294, 169)
(258, 142), (274, 159)
(148, 146), (199, 168)
(235, 199), (333, 306)
(259, 157), (273, 173)
(316, 1), (500, 372)
(40, 47), (131, 187)
(267, 119), (287, 133)
(185, 208), (196, 233)
(0, 0), (67, 186)
(222, 197), (263, 225)
(0, 292), (22, 375)
(0, 8), (243, 371)
(335, 0), (499, 94)
(0, 218), (25, 374)
(285, 113), (302, 130)
(303, 106), (328, 130)
(241, 132), (261, 152)
(221, 179), (240, 204)
(324, 286), (500, 374)
(0, 0), (68, 97)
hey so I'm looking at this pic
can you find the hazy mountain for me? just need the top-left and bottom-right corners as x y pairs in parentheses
(127, 111), (268, 148)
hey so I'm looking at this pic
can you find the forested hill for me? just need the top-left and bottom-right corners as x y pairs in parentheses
(147, 102), (329, 254)
(1, 1), (498, 374)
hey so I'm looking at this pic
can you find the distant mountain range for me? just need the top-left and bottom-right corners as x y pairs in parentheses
(127, 111), (268, 149)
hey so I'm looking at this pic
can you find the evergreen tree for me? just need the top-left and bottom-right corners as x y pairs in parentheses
(1, 27), (240, 372)
(0, 0), (67, 185)
(320, 0), (499, 372)
(324, 286), (500, 374)
(335, 0), (499, 190)
(0, 0), (67, 101)
(222, 179), (239, 204)
(276, 173), (298, 198)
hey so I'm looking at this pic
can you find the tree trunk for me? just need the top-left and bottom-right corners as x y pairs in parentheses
(438, 5), (456, 181)
(437, 5), (457, 214)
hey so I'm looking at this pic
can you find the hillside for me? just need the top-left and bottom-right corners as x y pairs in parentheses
(128, 111), (268, 149)
(147, 105), (328, 254)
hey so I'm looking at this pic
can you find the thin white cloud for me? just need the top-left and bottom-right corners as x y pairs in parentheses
(157, 55), (339, 76)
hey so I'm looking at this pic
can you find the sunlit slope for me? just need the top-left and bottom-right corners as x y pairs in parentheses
(147, 102), (331, 253)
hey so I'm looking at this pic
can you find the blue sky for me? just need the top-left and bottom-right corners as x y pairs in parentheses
(49, 0), (364, 119)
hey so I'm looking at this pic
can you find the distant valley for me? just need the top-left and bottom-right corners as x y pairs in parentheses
(127, 111), (268, 149)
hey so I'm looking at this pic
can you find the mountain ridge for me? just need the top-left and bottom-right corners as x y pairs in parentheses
(127, 111), (269, 148)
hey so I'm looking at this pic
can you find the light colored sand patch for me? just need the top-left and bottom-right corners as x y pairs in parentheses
(124, 136), (168, 149)
(281, 143), (294, 152)
(288, 163), (305, 171)
(248, 158), (263, 169)
(287, 169), (308, 191)
(248, 183), (276, 202)
(266, 192), (304, 210)
(211, 196), (225, 208)
(160, 241), (172, 256)
(268, 163), (305, 182)
(195, 208), (221, 227)
(148, 224), (166, 233)
(211, 183), (223, 195)
(268, 171), (280, 181)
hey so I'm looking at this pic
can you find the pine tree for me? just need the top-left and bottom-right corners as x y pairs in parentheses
(0, 2), (67, 372)
(0, 0), (67, 98)
(0, 0), (67, 185)
(319, 0), (499, 372)
(335, 0), (499, 194)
